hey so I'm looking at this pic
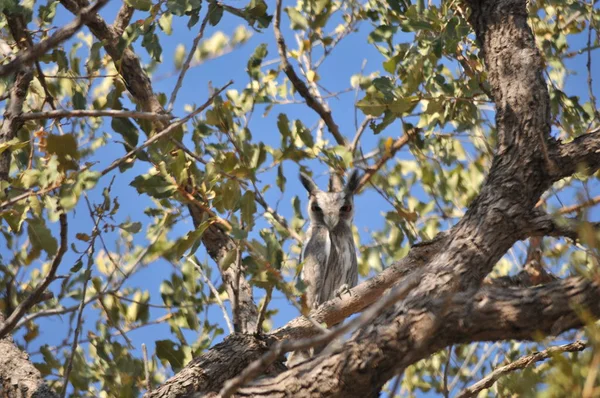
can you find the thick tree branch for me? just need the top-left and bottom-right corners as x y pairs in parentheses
(0, 69), (33, 181)
(236, 277), (600, 397)
(551, 127), (600, 180)
(144, 234), (446, 397)
(0, 0), (109, 78)
(0, 314), (59, 398)
(273, 0), (346, 146)
(456, 340), (587, 398)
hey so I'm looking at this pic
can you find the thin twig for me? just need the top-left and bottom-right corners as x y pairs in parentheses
(99, 81), (232, 177)
(256, 287), (273, 334)
(188, 258), (234, 334)
(357, 129), (417, 191)
(167, 4), (211, 111)
(443, 346), (452, 398)
(219, 271), (422, 398)
(61, 248), (95, 398)
(350, 116), (373, 155)
(557, 194), (600, 214)
(0, 213), (68, 339)
(273, 0), (346, 146)
(0, 0), (109, 78)
(586, 0), (600, 122)
(19, 109), (173, 121)
(455, 340), (587, 398)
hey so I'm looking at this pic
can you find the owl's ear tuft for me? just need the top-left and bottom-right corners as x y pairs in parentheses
(299, 172), (318, 195)
(345, 169), (361, 194)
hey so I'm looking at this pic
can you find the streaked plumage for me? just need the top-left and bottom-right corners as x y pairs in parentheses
(299, 170), (360, 310)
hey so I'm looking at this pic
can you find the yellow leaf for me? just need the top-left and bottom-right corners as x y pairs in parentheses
(306, 70), (319, 83)
(385, 137), (393, 155)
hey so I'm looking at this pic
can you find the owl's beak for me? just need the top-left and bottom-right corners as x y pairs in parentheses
(324, 214), (339, 230)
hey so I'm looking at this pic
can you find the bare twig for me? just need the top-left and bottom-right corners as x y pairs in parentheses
(219, 271), (422, 398)
(99, 81), (232, 177)
(19, 109), (173, 121)
(557, 194), (600, 214)
(455, 340), (587, 398)
(273, 0), (346, 146)
(256, 287), (273, 334)
(167, 4), (212, 111)
(61, 251), (95, 398)
(586, 0), (600, 122)
(350, 116), (373, 155)
(188, 258), (234, 334)
(0, 213), (68, 339)
(0, 0), (109, 78)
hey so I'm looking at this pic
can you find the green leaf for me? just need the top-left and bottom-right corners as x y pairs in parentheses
(125, 0), (152, 11)
(142, 24), (162, 62)
(158, 12), (173, 35)
(167, 222), (210, 259)
(247, 43), (268, 79)
(119, 221), (142, 234)
(286, 7), (308, 30)
(276, 164), (286, 192)
(72, 91), (86, 110)
(208, 2), (223, 26)
(294, 120), (314, 148)
(27, 217), (58, 257)
(0, 138), (28, 154)
(240, 191), (256, 228)
(130, 174), (177, 199)
(155, 340), (185, 371)
(70, 259), (84, 273)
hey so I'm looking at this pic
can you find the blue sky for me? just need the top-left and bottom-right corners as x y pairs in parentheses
(3, 0), (600, 396)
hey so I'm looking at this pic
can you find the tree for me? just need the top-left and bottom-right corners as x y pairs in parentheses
(0, 0), (599, 397)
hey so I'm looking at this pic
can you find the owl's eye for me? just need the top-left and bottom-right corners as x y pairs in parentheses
(340, 204), (352, 212)
(311, 204), (322, 212)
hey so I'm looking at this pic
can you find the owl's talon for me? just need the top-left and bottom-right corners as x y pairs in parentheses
(335, 284), (351, 299)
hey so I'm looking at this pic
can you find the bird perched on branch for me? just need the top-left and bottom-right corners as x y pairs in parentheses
(287, 169), (361, 368)
(299, 169), (360, 311)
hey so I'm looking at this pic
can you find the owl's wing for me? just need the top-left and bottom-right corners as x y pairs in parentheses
(301, 227), (330, 309)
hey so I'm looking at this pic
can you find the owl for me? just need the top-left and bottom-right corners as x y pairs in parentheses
(299, 169), (361, 310)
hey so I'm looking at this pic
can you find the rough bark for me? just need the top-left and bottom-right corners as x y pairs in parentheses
(58, 0), (258, 333)
(0, 10), (33, 182)
(143, 0), (600, 396)
(0, 314), (58, 398)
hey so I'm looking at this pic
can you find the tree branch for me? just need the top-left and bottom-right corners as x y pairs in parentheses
(19, 109), (173, 121)
(456, 340), (587, 398)
(551, 126), (600, 180)
(99, 81), (232, 177)
(59, 0), (259, 332)
(236, 277), (600, 397)
(0, 0), (109, 78)
(0, 213), (68, 339)
(0, 68), (33, 181)
(0, 313), (59, 398)
(273, 0), (346, 146)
